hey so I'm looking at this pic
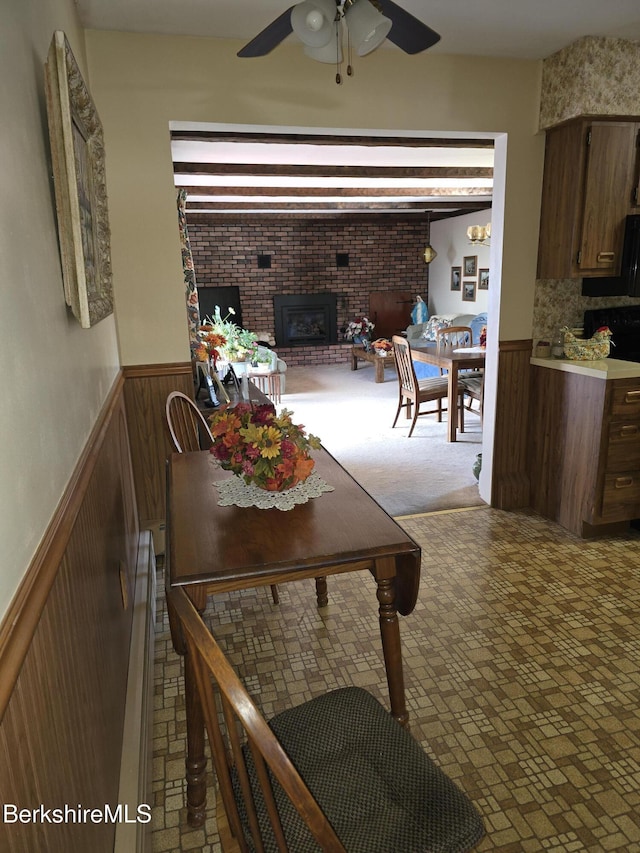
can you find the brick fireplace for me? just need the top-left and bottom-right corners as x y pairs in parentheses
(187, 214), (429, 366)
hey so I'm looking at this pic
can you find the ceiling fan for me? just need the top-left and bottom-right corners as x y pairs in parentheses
(237, 0), (440, 72)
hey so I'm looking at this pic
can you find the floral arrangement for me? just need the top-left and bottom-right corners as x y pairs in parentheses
(344, 316), (375, 340)
(193, 324), (227, 366)
(200, 306), (259, 362)
(208, 403), (322, 492)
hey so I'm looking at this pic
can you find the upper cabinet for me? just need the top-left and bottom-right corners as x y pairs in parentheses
(537, 119), (640, 279)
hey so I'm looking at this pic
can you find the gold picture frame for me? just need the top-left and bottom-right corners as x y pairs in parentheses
(45, 31), (113, 328)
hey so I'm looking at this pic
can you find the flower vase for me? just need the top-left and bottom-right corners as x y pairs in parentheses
(353, 335), (370, 349)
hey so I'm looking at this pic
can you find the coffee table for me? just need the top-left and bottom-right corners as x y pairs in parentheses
(350, 345), (397, 382)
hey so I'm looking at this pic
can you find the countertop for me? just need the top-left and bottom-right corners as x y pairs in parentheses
(530, 356), (640, 379)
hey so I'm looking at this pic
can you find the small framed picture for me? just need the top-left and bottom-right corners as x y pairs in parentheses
(450, 266), (461, 291)
(463, 255), (477, 277)
(479, 268), (489, 290)
(462, 280), (477, 302)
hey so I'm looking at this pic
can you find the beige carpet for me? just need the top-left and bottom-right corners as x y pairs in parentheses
(279, 362), (485, 517)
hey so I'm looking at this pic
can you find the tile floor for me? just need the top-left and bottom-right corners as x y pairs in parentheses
(151, 506), (640, 852)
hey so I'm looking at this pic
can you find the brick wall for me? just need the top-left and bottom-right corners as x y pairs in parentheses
(187, 214), (429, 365)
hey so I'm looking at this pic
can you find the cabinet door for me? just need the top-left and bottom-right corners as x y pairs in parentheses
(537, 120), (587, 279)
(537, 120), (638, 279)
(578, 122), (637, 276)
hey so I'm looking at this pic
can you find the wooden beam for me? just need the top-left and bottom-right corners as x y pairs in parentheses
(173, 162), (493, 180)
(185, 200), (493, 213)
(170, 130), (495, 149)
(177, 184), (493, 198)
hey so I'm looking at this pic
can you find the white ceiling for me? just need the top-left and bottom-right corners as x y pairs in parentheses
(75, 0), (640, 60)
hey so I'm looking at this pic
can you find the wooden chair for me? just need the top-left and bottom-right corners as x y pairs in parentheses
(435, 325), (473, 352)
(166, 390), (215, 452)
(168, 584), (486, 853)
(165, 391), (282, 604)
(436, 327), (484, 422)
(391, 335), (465, 437)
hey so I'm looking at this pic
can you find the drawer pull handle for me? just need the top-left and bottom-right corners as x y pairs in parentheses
(596, 251), (615, 263)
(624, 391), (640, 403)
(615, 477), (634, 489)
(620, 425), (640, 436)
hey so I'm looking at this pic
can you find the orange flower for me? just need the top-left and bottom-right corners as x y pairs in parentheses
(293, 455), (315, 482)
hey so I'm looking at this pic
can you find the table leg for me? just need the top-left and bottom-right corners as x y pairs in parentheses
(184, 650), (208, 826)
(315, 575), (328, 607)
(374, 557), (408, 728)
(447, 368), (458, 442)
(375, 359), (384, 382)
(350, 349), (357, 371)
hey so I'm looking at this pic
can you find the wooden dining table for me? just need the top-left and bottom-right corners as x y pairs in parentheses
(165, 446), (421, 827)
(411, 343), (486, 442)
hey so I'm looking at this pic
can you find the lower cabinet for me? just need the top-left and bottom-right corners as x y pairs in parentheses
(528, 366), (640, 536)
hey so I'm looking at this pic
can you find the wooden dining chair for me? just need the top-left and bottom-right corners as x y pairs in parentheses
(435, 325), (473, 353)
(391, 335), (465, 437)
(165, 390), (215, 452)
(435, 327), (484, 422)
(165, 391), (283, 604)
(168, 584), (486, 853)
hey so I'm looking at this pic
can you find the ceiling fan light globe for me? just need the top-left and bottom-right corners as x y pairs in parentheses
(291, 0), (335, 47)
(304, 23), (343, 62)
(345, 0), (392, 56)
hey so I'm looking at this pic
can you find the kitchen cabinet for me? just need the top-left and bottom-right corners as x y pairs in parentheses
(537, 119), (639, 279)
(528, 362), (640, 537)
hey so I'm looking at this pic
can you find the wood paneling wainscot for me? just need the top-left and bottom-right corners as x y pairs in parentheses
(0, 374), (142, 852)
(491, 339), (533, 509)
(123, 362), (194, 532)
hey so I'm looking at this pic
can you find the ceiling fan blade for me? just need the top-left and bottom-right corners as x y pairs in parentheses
(237, 6), (296, 57)
(377, 0), (440, 54)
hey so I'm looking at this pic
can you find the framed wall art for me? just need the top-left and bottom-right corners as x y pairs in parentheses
(462, 280), (477, 302)
(463, 255), (477, 277)
(45, 31), (113, 328)
(479, 268), (489, 290)
(450, 266), (461, 291)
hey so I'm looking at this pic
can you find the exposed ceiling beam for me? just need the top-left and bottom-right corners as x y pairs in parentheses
(170, 131), (495, 149)
(179, 184), (491, 198)
(185, 200), (493, 212)
(173, 162), (493, 180)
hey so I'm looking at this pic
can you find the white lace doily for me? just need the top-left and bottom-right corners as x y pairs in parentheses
(215, 472), (334, 511)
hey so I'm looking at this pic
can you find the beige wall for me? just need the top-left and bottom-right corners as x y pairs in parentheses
(0, 1), (121, 620)
(84, 31), (545, 368)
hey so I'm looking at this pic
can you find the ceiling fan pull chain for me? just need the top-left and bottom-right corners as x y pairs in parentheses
(335, 18), (342, 83)
(347, 28), (353, 76)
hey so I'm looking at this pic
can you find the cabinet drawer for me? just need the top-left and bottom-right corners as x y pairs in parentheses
(606, 421), (640, 470)
(601, 471), (640, 519)
(611, 382), (640, 417)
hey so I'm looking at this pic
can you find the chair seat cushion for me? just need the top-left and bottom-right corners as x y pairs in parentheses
(460, 376), (483, 395)
(416, 376), (450, 394)
(237, 687), (485, 853)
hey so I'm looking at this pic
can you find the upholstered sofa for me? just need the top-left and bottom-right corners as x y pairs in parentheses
(405, 312), (487, 379)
